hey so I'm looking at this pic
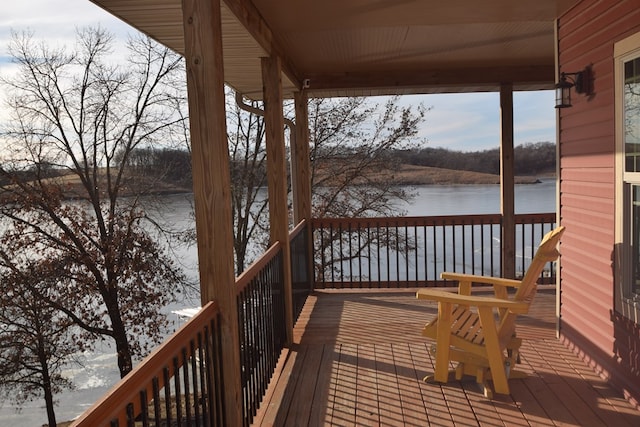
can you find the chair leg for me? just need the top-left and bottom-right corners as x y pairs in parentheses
(424, 370), (456, 383)
(433, 302), (452, 383)
(478, 307), (510, 395)
(505, 340), (529, 380)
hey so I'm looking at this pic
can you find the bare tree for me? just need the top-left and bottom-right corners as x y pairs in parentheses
(0, 26), (189, 385)
(224, 93), (426, 273)
(309, 96), (425, 218)
(227, 91), (270, 274)
(308, 97), (426, 277)
(0, 255), (77, 427)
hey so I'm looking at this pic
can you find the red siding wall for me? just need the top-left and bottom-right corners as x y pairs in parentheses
(558, 0), (640, 406)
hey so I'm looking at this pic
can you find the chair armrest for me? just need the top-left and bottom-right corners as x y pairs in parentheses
(441, 272), (522, 289)
(416, 288), (529, 313)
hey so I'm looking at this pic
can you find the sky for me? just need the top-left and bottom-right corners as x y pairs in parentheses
(0, 0), (557, 153)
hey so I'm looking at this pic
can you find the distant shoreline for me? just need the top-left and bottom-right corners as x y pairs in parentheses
(358, 164), (552, 186)
(2, 165), (553, 202)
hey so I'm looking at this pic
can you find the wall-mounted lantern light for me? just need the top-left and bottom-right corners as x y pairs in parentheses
(555, 67), (592, 108)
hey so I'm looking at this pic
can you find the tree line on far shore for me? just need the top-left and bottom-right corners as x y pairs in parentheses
(396, 141), (556, 176)
(117, 141), (556, 187)
(9, 141), (553, 190)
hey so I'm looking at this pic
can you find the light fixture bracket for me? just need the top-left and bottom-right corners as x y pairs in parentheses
(555, 66), (592, 108)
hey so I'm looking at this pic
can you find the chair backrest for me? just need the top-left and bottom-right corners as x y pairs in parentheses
(498, 226), (564, 345)
(513, 226), (565, 303)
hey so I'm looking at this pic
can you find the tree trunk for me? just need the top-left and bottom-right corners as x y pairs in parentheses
(115, 333), (133, 377)
(38, 334), (57, 427)
(106, 298), (133, 377)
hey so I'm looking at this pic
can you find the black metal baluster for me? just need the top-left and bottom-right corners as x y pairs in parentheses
(376, 222), (381, 286)
(471, 220), (476, 275)
(318, 224), (324, 287)
(182, 347), (192, 425)
(264, 271), (275, 385)
(338, 223), (345, 286)
(214, 316), (227, 426)
(520, 222), (526, 278)
(357, 222), (362, 286)
(126, 403), (135, 427)
(432, 225), (437, 284)
(197, 332), (209, 427)
(496, 222), (501, 277)
(163, 366), (173, 427)
(403, 223), (409, 283)
(386, 224), (391, 283)
(348, 222), (353, 286)
(259, 275), (268, 403)
(480, 221), (486, 276)
(238, 291), (248, 423)
(248, 281), (257, 421)
(330, 224), (336, 285)
(461, 223), (466, 274)
(414, 224), (419, 281)
(423, 224), (428, 282)
(395, 223), (400, 285)
(173, 356), (183, 425)
(452, 222), (457, 273)
(190, 339), (201, 427)
(366, 221), (372, 284)
(152, 377), (161, 427)
(203, 325), (215, 427)
(440, 224), (447, 280)
(139, 389), (149, 427)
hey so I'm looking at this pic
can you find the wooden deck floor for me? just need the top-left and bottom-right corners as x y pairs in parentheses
(254, 288), (640, 426)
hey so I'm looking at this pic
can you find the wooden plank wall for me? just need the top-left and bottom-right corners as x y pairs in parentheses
(557, 0), (640, 407)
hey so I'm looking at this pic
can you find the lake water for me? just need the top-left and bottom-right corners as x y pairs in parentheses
(0, 180), (556, 426)
(402, 178), (556, 215)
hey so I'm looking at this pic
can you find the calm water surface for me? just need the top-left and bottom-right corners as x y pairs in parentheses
(0, 180), (556, 426)
(402, 178), (556, 215)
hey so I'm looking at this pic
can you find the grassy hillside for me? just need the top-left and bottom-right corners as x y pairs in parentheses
(384, 164), (543, 185)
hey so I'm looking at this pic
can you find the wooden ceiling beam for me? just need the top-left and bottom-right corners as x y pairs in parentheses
(222, 0), (302, 89)
(302, 64), (556, 95)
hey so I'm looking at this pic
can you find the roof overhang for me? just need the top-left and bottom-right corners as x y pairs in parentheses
(89, 0), (580, 100)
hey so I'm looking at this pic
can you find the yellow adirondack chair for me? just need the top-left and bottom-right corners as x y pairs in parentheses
(416, 226), (564, 398)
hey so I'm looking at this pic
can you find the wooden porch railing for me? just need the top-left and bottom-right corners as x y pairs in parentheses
(72, 242), (289, 427)
(235, 242), (287, 427)
(71, 213), (556, 426)
(289, 219), (313, 322)
(71, 301), (227, 427)
(311, 213), (556, 288)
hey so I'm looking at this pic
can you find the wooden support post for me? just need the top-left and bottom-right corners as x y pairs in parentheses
(292, 90), (314, 294)
(262, 55), (294, 344)
(500, 83), (516, 279)
(292, 91), (312, 224)
(181, 0), (242, 424)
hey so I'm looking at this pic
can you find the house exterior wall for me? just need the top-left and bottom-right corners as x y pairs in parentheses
(558, 0), (640, 407)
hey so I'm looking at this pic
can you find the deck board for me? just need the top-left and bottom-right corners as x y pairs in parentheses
(255, 288), (640, 426)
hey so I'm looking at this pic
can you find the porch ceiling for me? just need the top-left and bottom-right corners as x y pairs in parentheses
(89, 0), (580, 100)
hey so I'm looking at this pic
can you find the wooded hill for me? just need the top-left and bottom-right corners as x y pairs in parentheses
(1, 142), (556, 192)
(394, 141), (556, 177)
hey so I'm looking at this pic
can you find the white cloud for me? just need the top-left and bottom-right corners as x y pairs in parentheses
(0, 0), (133, 53)
(401, 91), (556, 151)
(0, 1), (144, 130)
(513, 91), (556, 145)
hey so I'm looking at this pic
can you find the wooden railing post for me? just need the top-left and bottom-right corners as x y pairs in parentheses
(262, 54), (294, 345)
(181, 0), (242, 424)
(500, 83), (516, 279)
